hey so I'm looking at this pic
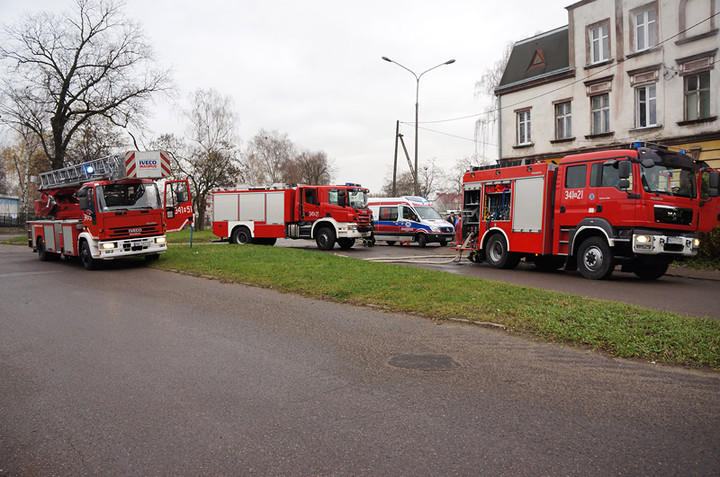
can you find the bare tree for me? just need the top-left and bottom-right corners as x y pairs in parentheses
(474, 42), (513, 161)
(380, 159), (441, 198)
(244, 129), (296, 185)
(64, 116), (129, 165)
(156, 89), (244, 231)
(0, 0), (172, 170)
(285, 150), (333, 185)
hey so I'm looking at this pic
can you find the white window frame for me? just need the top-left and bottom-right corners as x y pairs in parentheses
(555, 101), (572, 139)
(635, 84), (657, 127)
(589, 23), (609, 64)
(517, 110), (531, 145)
(634, 6), (657, 52)
(684, 71), (711, 121)
(591, 94), (610, 134)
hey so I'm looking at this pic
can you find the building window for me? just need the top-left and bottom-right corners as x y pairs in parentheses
(685, 71), (711, 120)
(588, 22), (609, 64)
(634, 6), (657, 52)
(591, 94), (610, 134)
(555, 101), (572, 139)
(636, 84), (657, 127)
(517, 109), (531, 145)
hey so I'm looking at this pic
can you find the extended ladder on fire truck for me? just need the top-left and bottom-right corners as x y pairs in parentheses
(38, 154), (126, 190)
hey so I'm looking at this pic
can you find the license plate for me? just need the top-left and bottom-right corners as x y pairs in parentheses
(133, 241), (140, 247)
(666, 236), (683, 245)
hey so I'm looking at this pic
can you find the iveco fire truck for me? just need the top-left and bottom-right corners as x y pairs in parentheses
(456, 144), (719, 280)
(28, 151), (193, 270)
(212, 183), (373, 250)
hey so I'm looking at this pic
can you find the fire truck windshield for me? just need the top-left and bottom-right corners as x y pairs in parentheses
(97, 183), (162, 210)
(641, 164), (696, 198)
(348, 189), (368, 209)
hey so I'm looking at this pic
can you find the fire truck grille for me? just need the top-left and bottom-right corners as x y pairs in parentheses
(654, 206), (693, 226)
(108, 224), (162, 239)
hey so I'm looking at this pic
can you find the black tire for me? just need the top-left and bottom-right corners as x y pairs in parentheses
(80, 240), (99, 270)
(416, 233), (427, 248)
(633, 258), (669, 280)
(533, 255), (566, 272)
(386, 241), (396, 246)
(37, 238), (53, 261)
(439, 239), (447, 247)
(316, 227), (336, 250)
(577, 236), (614, 280)
(230, 227), (251, 245)
(337, 238), (355, 250)
(485, 234), (519, 269)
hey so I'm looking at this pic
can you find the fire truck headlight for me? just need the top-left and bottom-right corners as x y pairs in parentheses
(693, 238), (700, 248)
(634, 235), (653, 250)
(101, 242), (116, 250)
(155, 236), (167, 244)
(635, 235), (650, 243)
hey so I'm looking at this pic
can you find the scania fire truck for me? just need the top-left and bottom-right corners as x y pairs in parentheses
(456, 144), (719, 280)
(212, 183), (373, 250)
(28, 151), (193, 270)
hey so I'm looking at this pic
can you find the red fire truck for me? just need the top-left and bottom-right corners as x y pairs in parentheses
(212, 183), (373, 250)
(456, 144), (719, 280)
(28, 151), (193, 270)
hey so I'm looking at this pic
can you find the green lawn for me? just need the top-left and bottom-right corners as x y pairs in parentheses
(152, 243), (720, 370)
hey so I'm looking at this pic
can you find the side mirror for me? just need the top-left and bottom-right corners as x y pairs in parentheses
(618, 161), (631, 179)
(618, 179), (630, 190)
(709, 171), (720, 197)
(338, 190), (347, 207)
(166, 206), (175, 219)
(79, 197), (90, 210)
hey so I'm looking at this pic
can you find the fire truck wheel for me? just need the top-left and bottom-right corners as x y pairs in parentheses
(416, 233), (428, 248)
(337, 238), (356, 250)
(485, 234), (519, 269)
(80, 240), (99, 270)
(316, 227), (336, 250)
(632, 258), (670, 280)
(230, 227), (251, 245)
(577, 237), (614, 280)
(37, 238), (56, 261)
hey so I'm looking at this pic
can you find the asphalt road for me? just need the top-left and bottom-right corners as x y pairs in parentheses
(1, 243), (719, 475)
(274, 239), (720, 320)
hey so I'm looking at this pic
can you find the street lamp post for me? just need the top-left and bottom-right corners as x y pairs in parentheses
(382, 56), (455, 195)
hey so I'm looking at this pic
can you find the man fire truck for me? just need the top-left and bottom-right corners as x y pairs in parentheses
(28, 151), (193, 270)
(212, 183), (373, 250)
(456, 143), (719, 280)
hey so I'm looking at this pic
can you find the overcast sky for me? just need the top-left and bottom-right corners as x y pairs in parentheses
(1, 0), (570, 193)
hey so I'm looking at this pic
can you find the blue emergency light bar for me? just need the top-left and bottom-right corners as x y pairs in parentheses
(85, 165), (95, 174)
(345, 182), (362, 187)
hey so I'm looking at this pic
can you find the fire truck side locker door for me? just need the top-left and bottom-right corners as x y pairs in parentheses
(164, 180), (193, 232)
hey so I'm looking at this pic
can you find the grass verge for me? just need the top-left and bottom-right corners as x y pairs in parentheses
(153, 243), (720, 370)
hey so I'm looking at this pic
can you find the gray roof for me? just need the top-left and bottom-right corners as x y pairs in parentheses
(495, 26), (570, 94)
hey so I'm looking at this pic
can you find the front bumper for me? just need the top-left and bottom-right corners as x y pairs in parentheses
(631, 232), (699, 257)
(96, 235), (168, 259)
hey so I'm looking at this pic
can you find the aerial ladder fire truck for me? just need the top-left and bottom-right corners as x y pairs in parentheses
(28, 151), (193, 270)
(455, 143), (719, 280)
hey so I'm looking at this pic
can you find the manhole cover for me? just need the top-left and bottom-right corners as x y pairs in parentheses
(388, 354), (459, 371)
